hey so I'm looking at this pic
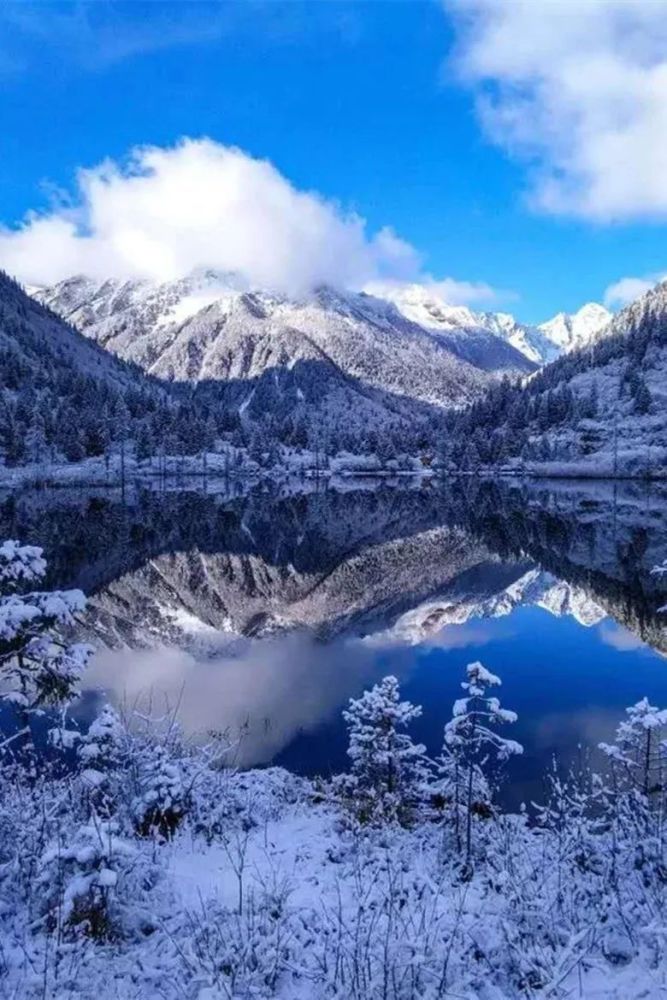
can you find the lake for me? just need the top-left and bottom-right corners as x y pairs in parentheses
(2, 476), (666, 809)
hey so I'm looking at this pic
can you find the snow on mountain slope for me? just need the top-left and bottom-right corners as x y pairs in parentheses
(372, 282), (611, 366)
(34, 272), (493, 419)
(0, 271), (145, 389)
(373, 568), (605, 646)
(538, 303), (612, 355)
(79, 523), (501, 650)
(363, 283), (537, 374)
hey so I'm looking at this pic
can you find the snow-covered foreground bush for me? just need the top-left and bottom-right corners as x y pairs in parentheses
(1, 540), (667, 998)
(2, 693), (666, 999)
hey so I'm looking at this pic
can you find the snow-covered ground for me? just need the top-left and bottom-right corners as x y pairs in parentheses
(3, 759), (666, 1000)
(2, 537), (667, 1000)
(0, 449), (437, 489)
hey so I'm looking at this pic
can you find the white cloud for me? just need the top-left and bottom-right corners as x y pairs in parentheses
(0, 138), (411, 294)
(598, 621), (649, 652)
(604, 272), (667, 308)
(0, 137), (503, 303)
(446, 0), (667, 221)
(86, 631), (416, 768)
(366, 275), (505, 307)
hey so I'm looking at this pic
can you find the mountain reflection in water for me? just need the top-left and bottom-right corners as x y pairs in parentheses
(1, 477), (666, 807)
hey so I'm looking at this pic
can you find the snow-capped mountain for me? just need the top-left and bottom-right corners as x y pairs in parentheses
(21, 269), (626, 465)
(372, 282), (611, 366)
(370, 568), (605, 646)
(35, 272), (497, 427)
(447, 278), (667, 475)
(538, 303), (612, 356)
(34, 272), (614, 405)
(363, 283), (537, 373)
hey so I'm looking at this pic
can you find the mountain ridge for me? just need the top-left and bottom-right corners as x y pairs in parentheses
(444, 280), (667, 476)
(36, 271), (612, 374)
(371, 281), (612, 366)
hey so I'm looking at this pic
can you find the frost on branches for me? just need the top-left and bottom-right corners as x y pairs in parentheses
(443, 661), (522, 869)
(37, 820), (158, 942)
(599, 698), (667, 799)
(340, 674), (430, 826)
(133, 743), (187, 839)
(0, 539), (92, 712)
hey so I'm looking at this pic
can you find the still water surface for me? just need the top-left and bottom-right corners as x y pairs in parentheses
(2, 477), (666, 807)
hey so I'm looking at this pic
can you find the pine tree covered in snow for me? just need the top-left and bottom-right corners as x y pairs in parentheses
(599, 698), (667, 799)
(0, 539), (92, 713)
(77, 703), (127, 817)
(444, 661), (522, 870)
(79, 704), (126, 772)
(341, 675), (431, 827)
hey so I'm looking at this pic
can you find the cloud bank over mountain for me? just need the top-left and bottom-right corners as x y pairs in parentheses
(0, 137), (498, 303)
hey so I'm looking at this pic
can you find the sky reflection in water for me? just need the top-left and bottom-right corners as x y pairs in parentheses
(2, 478), (666, 809)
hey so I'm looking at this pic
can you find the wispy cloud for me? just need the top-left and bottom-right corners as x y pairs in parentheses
(598, 621), (651, 652)
(603, 272), (667, 308)
(0, 2), (225, 72)
(0, 1), (364, 74)
(445, 0), (667, 222)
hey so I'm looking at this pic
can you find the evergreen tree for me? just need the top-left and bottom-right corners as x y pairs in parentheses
(37, 820), (139, 941)
(0, 540), (92, 712)
(341, 676), (430, 827)
(79, 704), (126, 773)
(599, 698), (667, 799)
(133, 744), (186, 840)
(136, 423), (156, 462)
(634, 376), (653, 414)
(443, 662), (522, 872)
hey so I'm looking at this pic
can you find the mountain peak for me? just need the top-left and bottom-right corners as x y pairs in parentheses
(538, 302), (611, 353)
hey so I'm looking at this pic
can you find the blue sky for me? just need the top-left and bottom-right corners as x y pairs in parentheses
(1, 1), (666, 323)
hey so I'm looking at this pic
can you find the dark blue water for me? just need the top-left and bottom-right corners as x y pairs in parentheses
(275, 607), (667, 807)
(2, 477), (666, 807)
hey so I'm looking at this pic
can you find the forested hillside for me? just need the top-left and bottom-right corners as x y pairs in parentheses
(0, 272), (225, 466)
(443, 281), (667, 476)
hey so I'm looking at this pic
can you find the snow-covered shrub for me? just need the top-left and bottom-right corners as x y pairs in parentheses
(339, 675), (431, 827)
(191, 765), (308, 845)
(180, 881), (301, 997)
(134, 743), (187, 839)
(0, 538), (92, 712)
(76, 703), (128, 817)
(37, 819), (160, 941)
(443, 661), (522, 868)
